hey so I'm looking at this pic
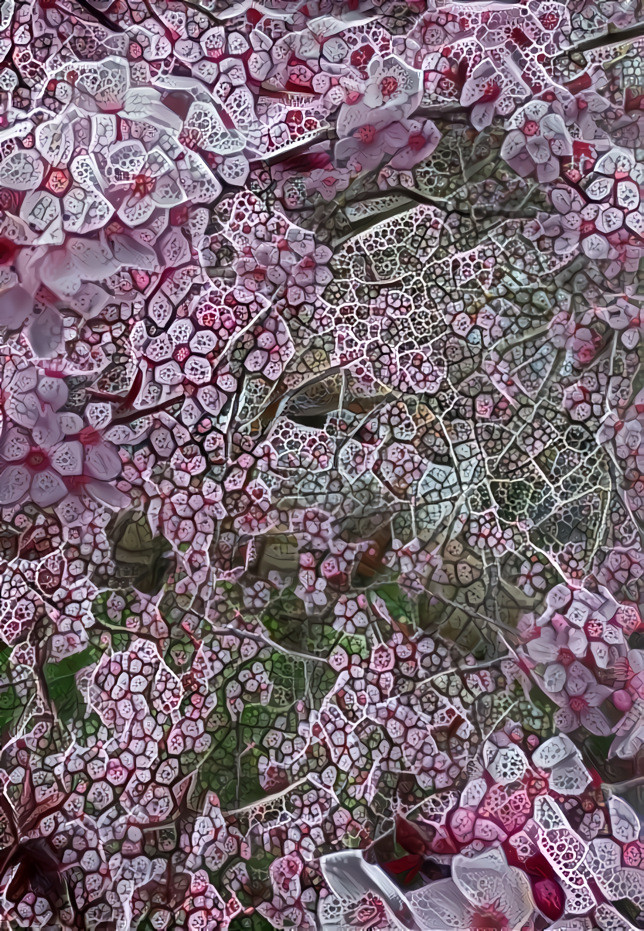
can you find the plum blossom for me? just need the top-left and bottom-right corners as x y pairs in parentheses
(502, 99), (572, 182)
(548, 662), (613, 735)
(338, 56), (423, 134)
(536, 148), (643, 274)
(0, 367), (125, 509)
(407, 848), (535, 931)
(460, 59), (525, 132)
(320, 848), (535, 931)
(524, 619), (589, 676)
(335, 116), (440, 175)
(0, 0), (641, 925)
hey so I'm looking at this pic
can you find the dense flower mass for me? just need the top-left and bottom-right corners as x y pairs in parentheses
(0, 0), (641, 927)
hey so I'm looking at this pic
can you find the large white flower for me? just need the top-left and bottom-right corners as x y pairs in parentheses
(319, 847), (534, 931)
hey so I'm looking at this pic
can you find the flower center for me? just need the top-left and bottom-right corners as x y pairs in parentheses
(25, 448), (50, 471)
(541, 11), (558, 29)
(408, 132), (426, 151)
(569, 695), (588, 713)
(482, 80), (500, 99)
(470, 905), (509, 930)
(173, 345), (191, 363)
(131, 173), (155, 198)
(557, 647), (576, 666)
(380, 76), (399, 99)
(0, 237), (17, 265)
(355, 124), (377, 144)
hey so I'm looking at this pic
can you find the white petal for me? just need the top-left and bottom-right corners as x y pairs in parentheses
(50, 441), (83, 477)
(321, 851), (421, 929)
(31, 415), (63, 448)
(536, 159), (560, 183)
(36, 375), (68, 411)
(30, 470), (67, 506)
(553, 706), (579, 733)
(554, 231), (579, 254)
(58, 412), (83, 434)
(0, 428), (30, 462)
(0, 286), (33, 329)
(452, 849), (506, 905)
(586, 177), (613, 201)
(543, 662), (566, 693)
(566, 661), (595, 696)
(532, 735), (575, 770)
(84, 443), (121, 481)
(582, 233), (610, 259)
(527, 136), (550, 165)
(569, 628), (588, 656)
(86, 479), (129, 509)
(0, 464), (30, 504)
(27, 307), (63, 358)
(549, 755), (591, 795)
(608, 796), (640, 843)
(596, 207), (623, 234)
(408, 878), (472, 928)
(501, 130), (526, 161)
(580, 707), (611, 736)
(471, 101), (496, 131)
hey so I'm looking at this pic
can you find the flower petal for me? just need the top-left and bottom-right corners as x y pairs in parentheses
(543, 662), (566, 693)
(553, 706), (579, 733)
(27, 307), (64, 359)
(50, 441), (83, 477)
(565, 661), (595, 696)
(30, 469), (66, 506)
(0, 286), (33, 329)
(0, 428), (30, 462)
(0, 464), (30, 504)
(580, 707), (611, 736)
(84, 442), (122, 481)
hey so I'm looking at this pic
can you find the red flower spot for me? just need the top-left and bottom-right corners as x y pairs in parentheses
(131, 173), (155, 198)
(557, 647), (576, 666)
(355, 124), (377, 144)
(0, 237), (17, 265)
(25, 448), (50, 472)
(470, 905), (509, 930)
(408, 132), (427, 151)
(173, 345), (190, 363)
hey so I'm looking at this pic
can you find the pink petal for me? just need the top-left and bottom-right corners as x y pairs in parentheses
(0, 428), (30, 462)
(0, 464), (30, 504)
(50, 441), (83, 477)
(0, 286), (33, 329)
(580, 707), (611, 736)
(565, 661), (595, 696)
(84, 443), (122, 481)
(27, 307), (63, 358)
(554, 706), (579, 733)
(30, 469), (67, 506)
(86, 480), (130, 509)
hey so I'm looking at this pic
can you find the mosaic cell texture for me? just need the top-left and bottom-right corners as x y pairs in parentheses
(0, 0), (641, 927)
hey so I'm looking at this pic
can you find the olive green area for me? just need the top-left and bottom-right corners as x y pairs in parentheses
(229, 913), (275, 931)
(43, 645), (103, 738)
(0, 644), (23, 733)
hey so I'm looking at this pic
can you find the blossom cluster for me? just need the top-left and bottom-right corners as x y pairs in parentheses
(0, 0), (640, 927)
